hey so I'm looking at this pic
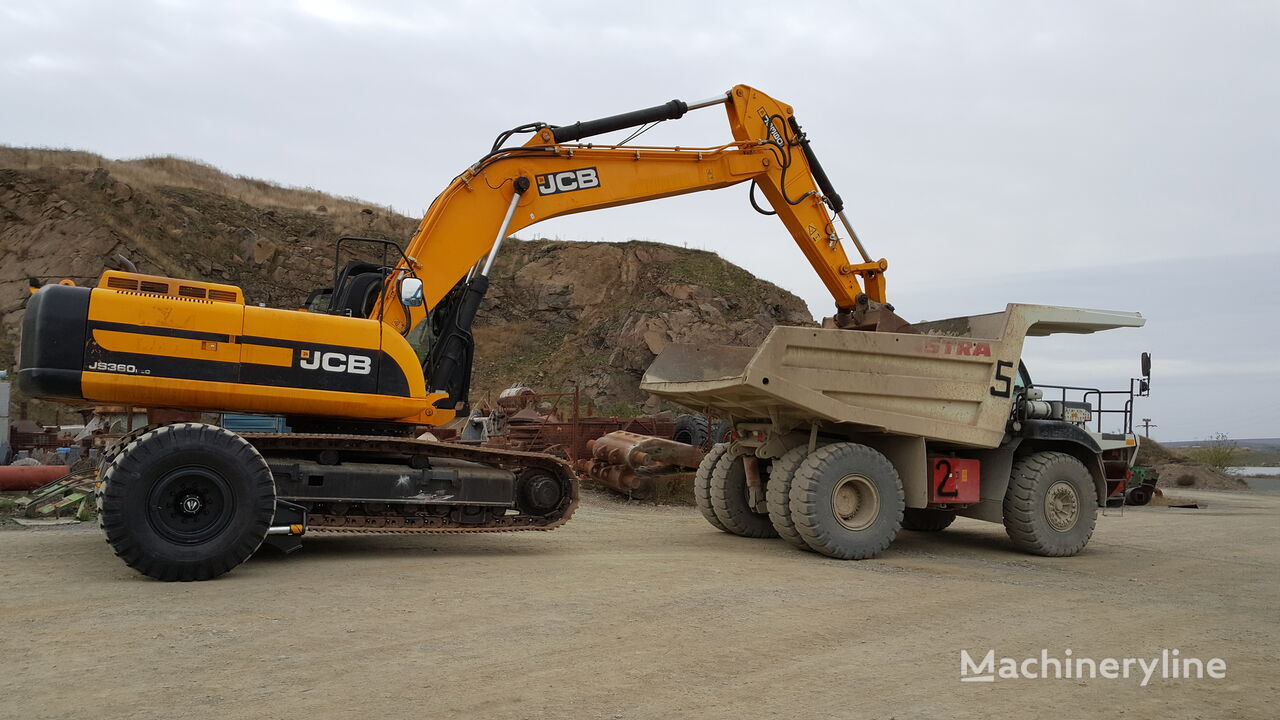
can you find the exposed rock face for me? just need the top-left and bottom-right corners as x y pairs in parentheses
(475, 240), (813, 406)
(0, 147), (813, 418)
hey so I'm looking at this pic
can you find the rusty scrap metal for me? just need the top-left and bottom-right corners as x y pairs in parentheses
(576, 430), (706, 494)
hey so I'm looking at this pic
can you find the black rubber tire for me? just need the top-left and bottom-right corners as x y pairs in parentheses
(1125, 484), (1154, 507)
(711, 420), (732, 444)
(694, 443), (731, 532)
(99, 423), (276, 581)
(1003, 451), (1097, 557)
(672, 415), (710, 447)
(789, 442), (904, 560)
(710, 450), (778, 538)
(901, 508), (956, 532)
(766, 444), (816, 550)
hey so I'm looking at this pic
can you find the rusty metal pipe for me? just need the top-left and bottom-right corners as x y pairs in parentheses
(0, 465), (72, 490)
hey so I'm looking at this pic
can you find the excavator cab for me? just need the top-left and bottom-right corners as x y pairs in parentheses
(307, 236), (419, 320)
(328, 260), (386, 317)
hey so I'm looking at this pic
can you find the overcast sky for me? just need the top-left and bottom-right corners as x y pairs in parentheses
(1, 0), (1276, 441)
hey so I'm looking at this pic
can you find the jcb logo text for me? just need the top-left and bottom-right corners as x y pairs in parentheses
(299, 350), (372, 375)
(535, 167), (600, 196)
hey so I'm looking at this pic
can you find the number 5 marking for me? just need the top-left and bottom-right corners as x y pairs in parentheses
(990, 360), (1014, 398)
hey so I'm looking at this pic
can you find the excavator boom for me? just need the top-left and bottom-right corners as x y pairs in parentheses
(378, 84), (886, 337)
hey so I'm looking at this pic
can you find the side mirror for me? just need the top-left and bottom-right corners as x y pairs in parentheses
(1141, 351), (1151, 378)
(399, 277), (424, 307)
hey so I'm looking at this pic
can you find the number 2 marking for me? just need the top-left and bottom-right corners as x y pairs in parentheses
(935, 459), (959, 498)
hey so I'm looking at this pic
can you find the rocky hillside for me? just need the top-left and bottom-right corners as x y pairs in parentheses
(0, 147), (812, 419)
(475, 239), (812, 408)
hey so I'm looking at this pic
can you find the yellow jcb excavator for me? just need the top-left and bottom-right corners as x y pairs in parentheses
(18, 84), (896, 580)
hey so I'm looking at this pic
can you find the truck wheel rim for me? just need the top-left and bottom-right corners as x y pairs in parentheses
(1045, 480), (1079, 531)
(147, 466), (235, 544)
(831, 474), (880, 531)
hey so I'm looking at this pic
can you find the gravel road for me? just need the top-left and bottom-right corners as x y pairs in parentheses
(1, 489), (1275, 719)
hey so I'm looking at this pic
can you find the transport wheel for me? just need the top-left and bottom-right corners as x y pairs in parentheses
(711, 420), (732, 444)
(96, 426), (162, 526)
(710, 450), (778, 538)
(901, 508), (956, 532)
(766, 444), (816, 551)
(672, 415), (710, 447)
(99, 423), (276, 581)
(1002, 451), (1097, 557)
(694, 443), (731, 532)
(789, 443), (904, 559)
(1125, 484), (1154, 506)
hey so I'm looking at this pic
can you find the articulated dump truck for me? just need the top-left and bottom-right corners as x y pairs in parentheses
(641, 303), (1151, 560)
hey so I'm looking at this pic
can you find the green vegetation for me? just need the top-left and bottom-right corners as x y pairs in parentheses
(655, 252), (765, 306)
(1186, 433), (1241, 470)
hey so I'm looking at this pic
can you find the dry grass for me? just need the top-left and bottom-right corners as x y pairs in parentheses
(0, 146), (411, 228)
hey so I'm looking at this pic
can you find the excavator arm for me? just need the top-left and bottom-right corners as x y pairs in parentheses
(376, 84), (888, 335)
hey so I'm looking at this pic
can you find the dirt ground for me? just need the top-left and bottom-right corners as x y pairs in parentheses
(1, 489), (1276, 720)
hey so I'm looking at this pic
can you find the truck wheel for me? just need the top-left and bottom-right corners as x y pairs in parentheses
(766, 445), (816, 551)
(711, 420), (732, 444)
(789, 443), (904, 559)
(1125, 484), (1154, 506)
(672, 415), (709, 447)
(710, 450), (778, 538)
(901, 508), (956, 532)
(694, 443), (731, 532)
(1003, 451), (1097, 557)
(99, 423), (276, 581)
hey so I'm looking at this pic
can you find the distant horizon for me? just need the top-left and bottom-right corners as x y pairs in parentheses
(1161, 437), (1280, 448)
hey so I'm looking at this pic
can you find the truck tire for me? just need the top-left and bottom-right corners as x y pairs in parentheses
(711, 420), (732, 444)
(672, 415), (709, 447)
(1125, 484), (1154, 506)
(694, 443), (731, 532)
(789, 443), (904, 559)
(99, 423), (276, 581)
(710, 450), (778, 538)
(901, 508), (956, 532)
(1003, 451), (1097, 557)
(766, 444), (816, 551)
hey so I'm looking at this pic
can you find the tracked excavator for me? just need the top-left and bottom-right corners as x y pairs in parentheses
(19, 84), (900, 580)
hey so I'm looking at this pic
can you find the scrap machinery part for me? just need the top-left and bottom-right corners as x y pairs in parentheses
(576, 430), (707, 494)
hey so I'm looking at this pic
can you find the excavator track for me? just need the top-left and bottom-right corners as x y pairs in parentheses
(241, 433), (579, 535)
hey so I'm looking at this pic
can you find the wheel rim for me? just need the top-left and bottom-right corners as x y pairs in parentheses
(830, 474), (880, 531)
(1045, 480), (1080, 531)
(147, 465), (236, 544)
